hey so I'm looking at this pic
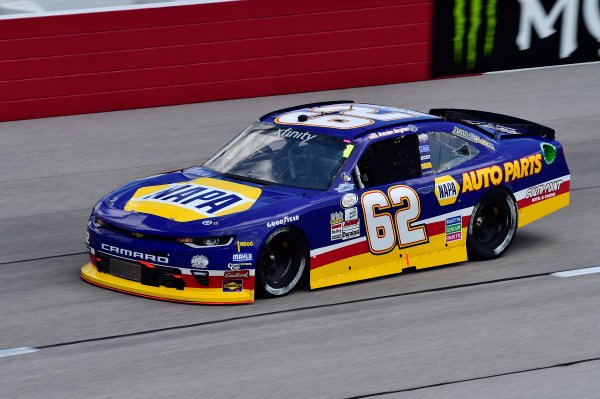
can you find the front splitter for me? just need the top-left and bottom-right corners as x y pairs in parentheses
(81, 263), (254, 304)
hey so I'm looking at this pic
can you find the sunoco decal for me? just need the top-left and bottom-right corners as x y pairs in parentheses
(223, 280), (243, 292)
(124, 177), (261, 222)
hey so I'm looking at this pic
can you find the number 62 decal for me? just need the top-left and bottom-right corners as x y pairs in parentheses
(361, 185), (428, 254)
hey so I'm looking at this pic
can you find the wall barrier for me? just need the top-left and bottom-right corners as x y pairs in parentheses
(0, 0), (432, 121)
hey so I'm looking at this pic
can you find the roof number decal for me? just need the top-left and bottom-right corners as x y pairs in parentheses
(274, 105), (417, 130)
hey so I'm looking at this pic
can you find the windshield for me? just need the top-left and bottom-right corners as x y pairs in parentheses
(204, 122), (352, 190)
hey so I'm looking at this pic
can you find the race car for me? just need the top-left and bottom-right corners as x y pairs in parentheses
(81, 101), (570, 304)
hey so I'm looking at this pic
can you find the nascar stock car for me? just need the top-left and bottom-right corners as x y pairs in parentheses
(82, 101), (570, 304)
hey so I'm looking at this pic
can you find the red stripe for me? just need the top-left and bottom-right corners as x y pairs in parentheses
(311, 215), (471, 269)
(311, 240), (369, 269)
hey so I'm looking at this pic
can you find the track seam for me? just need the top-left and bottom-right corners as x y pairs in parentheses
(344, 356), (600, 397)
(0, 251), (88, 266)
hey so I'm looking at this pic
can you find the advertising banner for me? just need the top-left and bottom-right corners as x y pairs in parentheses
(432, 0), (600, 77)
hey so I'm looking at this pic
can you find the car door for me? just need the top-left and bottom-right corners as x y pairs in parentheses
(354, 131), (440, 272)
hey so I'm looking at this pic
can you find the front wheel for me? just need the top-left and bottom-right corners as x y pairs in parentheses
(255, 228), (308, 298)
(467, 190), (518, 260)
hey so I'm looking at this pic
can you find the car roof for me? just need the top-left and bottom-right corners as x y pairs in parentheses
(258, 101), (440, 140)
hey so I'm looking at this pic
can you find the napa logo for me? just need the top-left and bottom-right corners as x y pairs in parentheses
(124, 177), (261, 222)
(435, 176), (460, 206)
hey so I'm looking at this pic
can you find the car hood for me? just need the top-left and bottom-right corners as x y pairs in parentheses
(94, 168), (311, 236)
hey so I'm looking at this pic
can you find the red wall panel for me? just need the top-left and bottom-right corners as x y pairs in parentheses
(0, 0), (433, 121)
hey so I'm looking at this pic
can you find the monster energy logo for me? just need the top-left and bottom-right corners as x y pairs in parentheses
(453, 0), (499, 70)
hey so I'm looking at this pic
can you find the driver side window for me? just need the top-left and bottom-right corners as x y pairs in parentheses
(427, 131), (479, 173)
(356, 134), (421, 188)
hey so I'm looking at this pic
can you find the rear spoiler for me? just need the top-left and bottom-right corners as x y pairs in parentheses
(429, 108), (555, 140)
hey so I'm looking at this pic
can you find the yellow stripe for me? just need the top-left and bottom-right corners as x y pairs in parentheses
(518, 191), (570, 228)
(81, 263), (254, 303)
(310, 230), (468, 289)
(124, 201), (209, 221)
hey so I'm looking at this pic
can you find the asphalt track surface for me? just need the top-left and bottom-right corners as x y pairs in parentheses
(1, 63), (599, 398)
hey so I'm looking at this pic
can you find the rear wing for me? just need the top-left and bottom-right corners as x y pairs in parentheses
(429, 108), (555, 140)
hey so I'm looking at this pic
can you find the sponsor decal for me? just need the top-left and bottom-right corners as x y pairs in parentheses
(421, 162), (432, 170)
(330, 211), (343, 225)
(445, 216), (462, 243)
(191, 255), (209, 269)
(462, 154), (542, 193)
(342, 219), (360, 240)
(409, 124), (418, 132)
(100, 243), (169, 263)
(334, 182), (355, 192)
(525, 179), (564, 203)
(232, 253), (253, 262)
(236, 241), (253, 252)
(342, 143), (355, 158)
(419, 145), (430, 153)
(435, 176), (460, 206)
(540, 143), (557, 164)
(331, 207), (361, 242)
(273, 127), (316, 142)
(202, 220), (213, 225)
(267, 215), (299, 228)
(345, 207), (358, 221)
(124, 177), (261, 222)
(420, 154), (431, 161)
(224, 270), (250, 279)
(85, 231), (90, 245)
(223, 280), (243, 292)
(340, 193), (358, 208)
(451, 126), (495, 150)
(516, 0), (600, 59)
(433, 0), (600, 77)
(227, 262), (252, 271)
(341, 172), (352, 182)
(418, 133), (428, 143)
(331, 223), (342, 240)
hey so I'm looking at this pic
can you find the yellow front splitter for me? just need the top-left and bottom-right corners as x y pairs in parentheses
(81, 263), (254, 304)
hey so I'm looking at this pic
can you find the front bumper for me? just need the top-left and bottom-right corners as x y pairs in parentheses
(81, 263), (254, 304)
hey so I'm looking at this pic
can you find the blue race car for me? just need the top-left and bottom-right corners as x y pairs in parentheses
(82, 102), (570, 304)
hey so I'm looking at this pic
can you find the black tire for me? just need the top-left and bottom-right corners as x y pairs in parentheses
(255, 227), (308, 297)
(467, 189), (518, 260)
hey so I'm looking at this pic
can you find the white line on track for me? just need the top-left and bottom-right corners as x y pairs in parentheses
(552, 266), (600, 278)
(0, 347), (39, 358)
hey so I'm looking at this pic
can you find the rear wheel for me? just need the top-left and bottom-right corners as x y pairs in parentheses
(255, 228), (307, 297)
(467, 190), (518, 260)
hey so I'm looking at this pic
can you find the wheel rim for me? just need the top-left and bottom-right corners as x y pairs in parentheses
(263, 236), (294, 286)
(472, 201), (510, 248)
(260, 232), (305, 292)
